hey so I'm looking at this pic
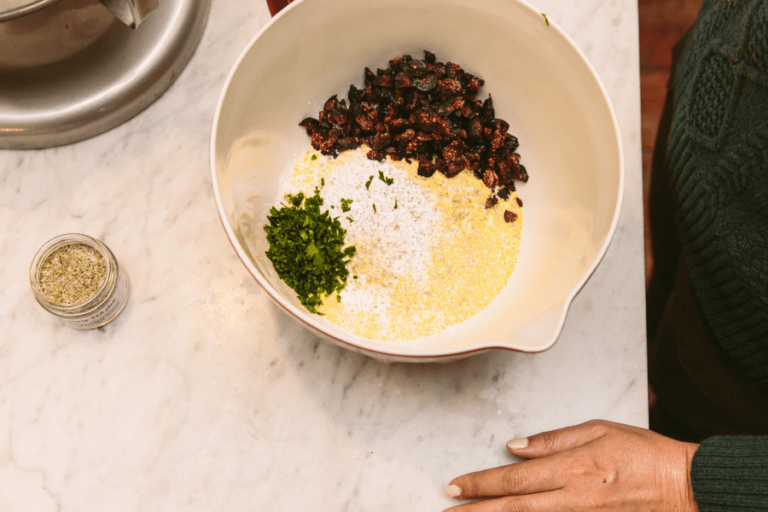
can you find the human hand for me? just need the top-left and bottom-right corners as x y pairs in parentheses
(445, 420), (700, 511)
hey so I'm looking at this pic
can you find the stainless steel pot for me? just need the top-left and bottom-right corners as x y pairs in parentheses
(0, 0), (157, 69)
(0, 0), (208, 149)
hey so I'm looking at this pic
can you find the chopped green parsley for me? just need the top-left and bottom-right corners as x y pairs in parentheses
(378, 171), (394, 185)
(264, 190), (356, 315)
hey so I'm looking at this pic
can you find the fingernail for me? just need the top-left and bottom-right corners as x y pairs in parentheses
(507, 437), (529, 449)
(446, 484), (462, 498)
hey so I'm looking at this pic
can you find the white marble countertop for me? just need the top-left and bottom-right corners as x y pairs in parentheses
(0, 0), (645, 509)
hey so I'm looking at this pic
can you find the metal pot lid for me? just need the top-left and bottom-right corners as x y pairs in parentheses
(0, 0), (210, 149)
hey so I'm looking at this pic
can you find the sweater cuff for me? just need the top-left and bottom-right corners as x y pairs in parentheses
(691, 436), (768, 511)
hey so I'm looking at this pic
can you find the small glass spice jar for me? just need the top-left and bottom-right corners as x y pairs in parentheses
(29, 234), (130, 329)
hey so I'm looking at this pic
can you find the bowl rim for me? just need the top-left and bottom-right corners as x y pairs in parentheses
(209, 0), (625, 359)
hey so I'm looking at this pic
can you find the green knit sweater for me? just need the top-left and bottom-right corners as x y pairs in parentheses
(668, 0), (768, 509)
(692, 437), (768, 510)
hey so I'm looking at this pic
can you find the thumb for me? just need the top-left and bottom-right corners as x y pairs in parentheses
(507, 419), (614, 459)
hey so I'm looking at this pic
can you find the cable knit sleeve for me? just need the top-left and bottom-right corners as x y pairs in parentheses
(691, 436), (768, 511)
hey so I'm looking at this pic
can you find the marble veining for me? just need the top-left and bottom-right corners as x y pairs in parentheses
(0, 0), (646, 510)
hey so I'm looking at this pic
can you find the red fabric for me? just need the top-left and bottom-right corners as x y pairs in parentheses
(266, 0), (293, 16)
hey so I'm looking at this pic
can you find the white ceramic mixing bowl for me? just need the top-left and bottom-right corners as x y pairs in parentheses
(211, 0), (623, 362)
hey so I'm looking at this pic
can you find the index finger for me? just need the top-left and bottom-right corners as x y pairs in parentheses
(507, 420), (616, 459)
(444, 490), (567, 512)
(447, 452), (569, 499)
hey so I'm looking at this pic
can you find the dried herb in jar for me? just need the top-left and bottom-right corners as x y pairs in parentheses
(38, 243), (107, 306)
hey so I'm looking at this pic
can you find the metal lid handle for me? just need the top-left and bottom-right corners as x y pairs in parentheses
(99, 0), (158, 28)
